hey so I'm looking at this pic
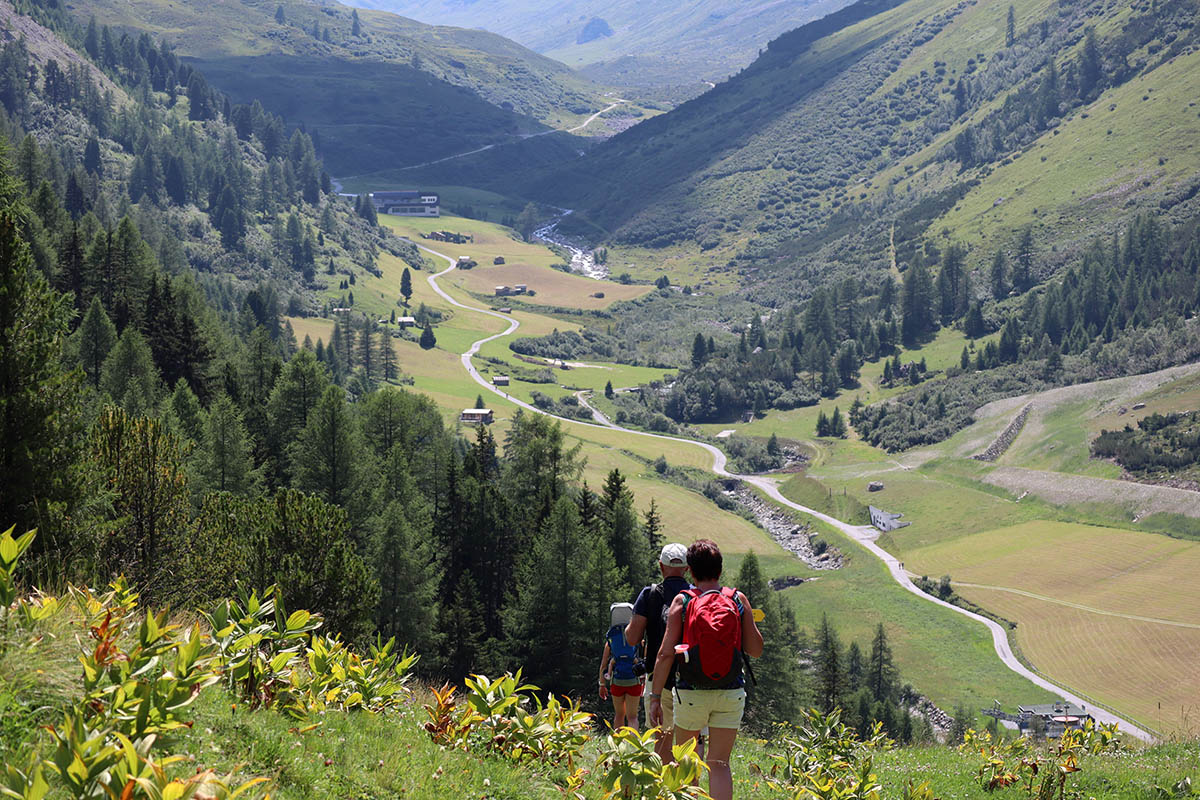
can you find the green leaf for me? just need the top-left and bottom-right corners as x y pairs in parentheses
(286, 609), (312, 631)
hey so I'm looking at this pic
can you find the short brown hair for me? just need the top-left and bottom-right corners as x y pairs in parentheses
(687, 539), (723, 582)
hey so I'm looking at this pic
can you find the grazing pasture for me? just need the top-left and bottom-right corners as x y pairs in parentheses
(906, 520), (1200, 733)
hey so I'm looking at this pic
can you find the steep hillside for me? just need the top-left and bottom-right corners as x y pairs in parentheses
(345, 0), (855, 87)
(540, 0), (1200, 281)
(60, 0), (613, 175)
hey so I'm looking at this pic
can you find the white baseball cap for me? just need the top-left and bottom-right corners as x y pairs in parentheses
(659, 543), (688, 567)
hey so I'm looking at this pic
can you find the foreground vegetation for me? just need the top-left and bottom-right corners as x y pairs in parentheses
(3, 527), (1197, 800)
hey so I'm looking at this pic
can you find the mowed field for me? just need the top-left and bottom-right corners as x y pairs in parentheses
(449, 262), (649, 310)
(377, 213), (652, 310)
(905, 520), (1200, 734)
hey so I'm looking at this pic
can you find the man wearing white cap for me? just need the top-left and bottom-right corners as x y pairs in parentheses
(625, 542), (691, 762)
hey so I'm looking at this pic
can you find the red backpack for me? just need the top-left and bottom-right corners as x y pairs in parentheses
(676, 587), (748, 689)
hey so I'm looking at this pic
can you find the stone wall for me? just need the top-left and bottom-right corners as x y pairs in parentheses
(973, 404), (1032, 462)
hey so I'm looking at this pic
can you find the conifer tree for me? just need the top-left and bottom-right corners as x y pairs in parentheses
(642, 498), (663, 551)
(901, 259), (936, 344)
(814, 614), (844, 713)
(989, 249), (1008, 300)
(505, 496), (619, 693)
(400, 267), (413, 305)
(169, 378), (205, 443)
(101, 327), (159, 415)
(351, 8), (362, 36)
(76, 295), (117, 387)
(379, 329), (397, 381)
(266, 349), (330, 479)
(692, 332), (707, 367)
(602, 468), (655, 590)
(0, 182), (83, 559)
(439, 572), (486, 683)
(737, 552), (804, 727)
(846, 641), (864, 691)
(419, 323), (436, 350)
(290, 384), (363, 509)
(866, 622), (897, 702)
(1005, 5), (1016, 47)
(376, 498), (440, 658)
(196, 394), (255, 495)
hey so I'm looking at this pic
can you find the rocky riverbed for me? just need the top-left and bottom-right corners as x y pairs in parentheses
(727, 486), (843, 570)
(532, 211), (608, 280)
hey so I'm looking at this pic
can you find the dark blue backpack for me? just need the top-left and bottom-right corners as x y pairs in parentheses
(607, 625), (639, 680)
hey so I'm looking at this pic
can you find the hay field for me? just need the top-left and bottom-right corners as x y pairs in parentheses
(906, 520), (1200, 733)
(448, 263), (649, 309)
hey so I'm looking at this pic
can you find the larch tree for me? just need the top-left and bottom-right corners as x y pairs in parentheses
(196, 393), (256, 495)
(75, 295), (117, 387)
(290, 384), (363, 509)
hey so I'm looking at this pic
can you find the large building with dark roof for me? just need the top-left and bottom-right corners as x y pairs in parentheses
(369, 191), (439, 217)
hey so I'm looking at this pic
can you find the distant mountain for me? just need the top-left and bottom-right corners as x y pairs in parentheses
(343, 0), (855, 87)
(63, 0), (610, 175)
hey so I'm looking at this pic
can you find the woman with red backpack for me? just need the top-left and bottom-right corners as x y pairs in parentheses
(647, 539), (763, 800)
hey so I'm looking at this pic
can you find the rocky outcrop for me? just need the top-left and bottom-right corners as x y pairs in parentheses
(768, 575), (806, 590)
(727, 487), (843, 570)
(973, 404), (1032, 462)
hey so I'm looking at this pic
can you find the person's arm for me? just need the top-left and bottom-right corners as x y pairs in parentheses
(599, 641), (612, 699)
(625, 613), (647, 647)
(737, 591), (765, 658)
(650, 596), (684, 697)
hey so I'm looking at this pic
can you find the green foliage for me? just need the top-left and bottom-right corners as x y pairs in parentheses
(752, 708), (891, 800)
(960, 720), (1121, 795)
(597, 727), (710, 800)
(1091, 411), (1200, 482)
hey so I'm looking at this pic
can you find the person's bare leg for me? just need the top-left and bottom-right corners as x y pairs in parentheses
(612, 695), (626, 729)
(654, 727), (673, 763)
(626, 696), (640, 732)
(705, 727), (738, 800)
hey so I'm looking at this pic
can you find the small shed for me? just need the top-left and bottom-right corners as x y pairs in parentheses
(492, 375), (510, 386)
(460, 408), (495, 425)
(493, 256), (505, 265)
(498, 307), (512, 314)
(495, 286), (512, 296)
(397, 316), (417, 328)
(514, 284), (528, 293)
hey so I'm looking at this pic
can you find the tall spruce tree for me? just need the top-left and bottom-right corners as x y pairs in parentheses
(601, 468), (655, 591)
(101, 327), (160, 416)
(866, 622), (898, 702)
(814, 614), (844, 713)
(0, 178), (83, 568)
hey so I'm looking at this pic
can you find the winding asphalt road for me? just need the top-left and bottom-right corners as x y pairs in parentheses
(418, 242), (1154, 742)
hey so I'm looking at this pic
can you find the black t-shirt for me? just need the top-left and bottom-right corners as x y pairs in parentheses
(632, 575), (691, 689)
